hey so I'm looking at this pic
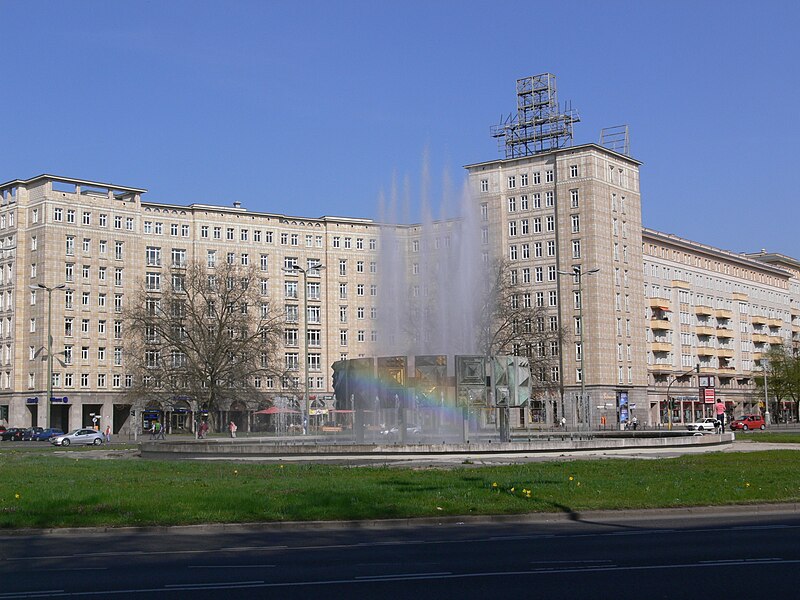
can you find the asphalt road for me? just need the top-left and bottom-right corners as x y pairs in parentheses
(2, 507), (799, 599)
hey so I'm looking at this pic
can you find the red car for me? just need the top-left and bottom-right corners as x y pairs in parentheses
(730, 414), (766, 431)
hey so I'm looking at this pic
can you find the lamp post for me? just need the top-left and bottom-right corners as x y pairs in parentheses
(283, 261), (324, 435)
(558, 266), (599, 431)
(30, 282), (66, 430)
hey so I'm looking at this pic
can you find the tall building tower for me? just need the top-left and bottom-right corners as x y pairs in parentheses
(466, 75), (648, 428)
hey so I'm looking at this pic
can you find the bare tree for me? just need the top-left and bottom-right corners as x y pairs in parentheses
(477, 259), (564, 402)
(124, 259), (285, 432)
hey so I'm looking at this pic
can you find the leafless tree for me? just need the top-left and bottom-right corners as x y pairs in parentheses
(477, 259), (565, 403)
(123, 259), (285, 432)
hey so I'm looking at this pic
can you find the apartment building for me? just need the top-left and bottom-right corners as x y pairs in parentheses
(2, 162), (798, 435)
(643, 230), (799, 425)
(0, 175), (383, 434)
(465, 143), (649, 428)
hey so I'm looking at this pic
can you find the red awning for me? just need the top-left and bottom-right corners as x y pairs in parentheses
(255, 407), (300, 415)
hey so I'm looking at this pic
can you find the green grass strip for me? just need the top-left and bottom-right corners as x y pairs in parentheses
(1, 450), (798, 529)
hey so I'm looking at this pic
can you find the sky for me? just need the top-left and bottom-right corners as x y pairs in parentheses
(2, 0), (799, 257)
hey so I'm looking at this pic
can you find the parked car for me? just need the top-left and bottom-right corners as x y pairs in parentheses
(686, 417), (720, 432)
(730, 414), (766, 431)
(379, 424), (423, 438)
(21, 427), (44, 441)
(33, 428), (64, 442)
(0, 427), (24, 441)
(50, 428), (104, 447)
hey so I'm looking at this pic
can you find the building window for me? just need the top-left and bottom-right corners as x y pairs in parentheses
(570, 165), (578, 178)
(571, 215), (580, 233)
(507, 175), (516, 189)
(572, 240), (581, 259)
(545, 170), (554, 183)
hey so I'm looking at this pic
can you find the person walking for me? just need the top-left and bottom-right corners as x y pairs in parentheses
(199, 420), (209, 439)
(229, 420), (237, 438)
(104, 425), (111, 445)
(715, 400), (727, 433)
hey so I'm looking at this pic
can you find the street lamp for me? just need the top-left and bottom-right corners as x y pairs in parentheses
(30, 282), (66, 430)
(283, 261), (324, 435)
(558, 266), (599, 431)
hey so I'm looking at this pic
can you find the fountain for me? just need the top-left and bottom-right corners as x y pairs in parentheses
(330, 166), (531, 444)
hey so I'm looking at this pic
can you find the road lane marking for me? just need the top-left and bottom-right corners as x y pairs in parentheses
(187, 564), (276, 569)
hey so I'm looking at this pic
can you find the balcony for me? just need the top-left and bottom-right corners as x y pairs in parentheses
(717, 348), (735, 359)
(715, 308), (733, 320)
(768, 318), (783, 329)
(695, 325), (715, 337)
(649, 298), (671, 311)
(732, 292), (749, 302)
(769, 335), (785, 345)
(793, 324), (800, 334)
(650, 318), (671, 331)
(694, 304), (713, 316)
(697, 346), (715, 356)
(752, 333), (770, 344)
(650, 363), (673, 374)
(715, 327), (733, 339)
(752, 352), (763, 361)
(651, 341), (672, 353)
(751, 314), (767, 325)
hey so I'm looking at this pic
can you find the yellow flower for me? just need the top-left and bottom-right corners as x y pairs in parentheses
(745, 482), (750, 487)
(15, 493), (20, 499)
(510, 487), (515, 492)
(491, 482), (498, 488)
(234, 470), (238, 476)
(569, 476), (574, 481)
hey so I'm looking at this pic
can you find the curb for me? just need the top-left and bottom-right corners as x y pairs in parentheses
(2, 502), (798, 538)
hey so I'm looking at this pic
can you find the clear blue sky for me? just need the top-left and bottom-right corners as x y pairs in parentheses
(2, 0), (799, 257)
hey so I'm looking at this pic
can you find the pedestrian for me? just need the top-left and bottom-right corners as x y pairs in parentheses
(560, 416), (566, 429)
(715, 400), (726, 433)
(104, 425), (111, 444)
(632, 416), (638, 431)
(229, 420), (237, 438)
(199, 421), (209, 439)
(157, 421), (166, 440)
(150, 421), (159, 440)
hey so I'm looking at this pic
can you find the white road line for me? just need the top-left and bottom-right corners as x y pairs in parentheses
(187, 564), (276, 569)
(355, 572), (452, 580)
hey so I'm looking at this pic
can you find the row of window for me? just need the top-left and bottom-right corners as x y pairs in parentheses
(62, 237), (125, 259)
(51, 207), (135, 231)
(30, 372), (133, 390)
(31, 289), (124, 312)
(509, 240), (581, 261)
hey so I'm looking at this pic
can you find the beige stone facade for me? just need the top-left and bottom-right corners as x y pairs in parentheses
(642, 230), (799, 425)
(2, 162), (798, 435)
(0, 175), (383, 434)
(466, 144), (649, 428)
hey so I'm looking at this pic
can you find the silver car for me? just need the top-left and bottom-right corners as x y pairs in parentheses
(50, 428), (104, 447)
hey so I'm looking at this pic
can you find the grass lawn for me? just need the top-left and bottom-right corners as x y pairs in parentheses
(1, 449), (799, 529)
(740, 432), (800, 444)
